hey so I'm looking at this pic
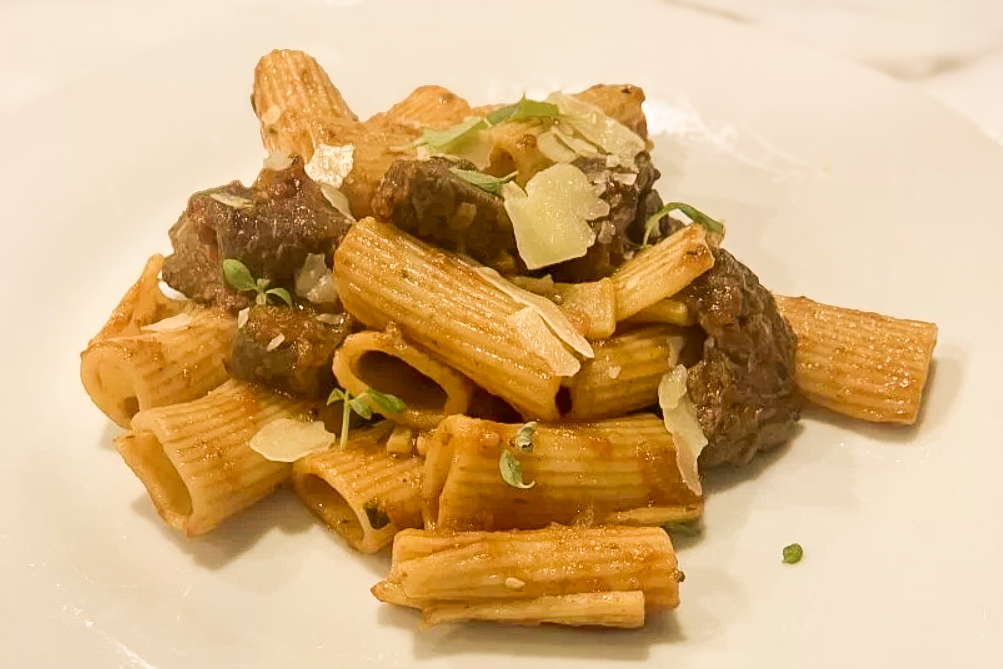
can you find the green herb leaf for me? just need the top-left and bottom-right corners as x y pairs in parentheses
(255, 292), (267, 306)
(485, 96), (560, 126)
(499, 450), (535, 489)
(642, 202), (725, 245)
(782, 543), (804, 564)
(222, 258), (257, 292)
(327, 388), (348, 405)
(348, 395), (373, 420)
(512, 421), (537, 453)
(663, 521), (703, 538)
(256, 277), (271, 291)
(367, 389), (407, 414)
(363, 499), (391, 530)
(450, 167), (515, 195)
(265, 287), (293, 307)
(418, 117), (486, 152)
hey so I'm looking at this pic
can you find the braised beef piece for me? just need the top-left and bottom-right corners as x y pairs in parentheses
(162, 157), (352, 312)
(371, 157), (522, 273)
(230, 305), (354, 399)
(681, 248), (800, 467)
(550, 152), (663, 282)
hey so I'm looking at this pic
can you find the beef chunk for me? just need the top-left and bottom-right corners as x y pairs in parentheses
(550, 152), (662, 282)
(162, 156), (352, 312)
(373, 152), (663, 281)
(230, 305), (354, 399)
(371, 157), (522, 273)
(681, 248), (799, 467)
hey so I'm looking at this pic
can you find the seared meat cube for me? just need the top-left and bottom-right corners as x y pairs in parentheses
(162, 156), (352, 312)
(372, 157), (522, 273)
(230, 305), (354, 399)
(681, 248), (800, 467)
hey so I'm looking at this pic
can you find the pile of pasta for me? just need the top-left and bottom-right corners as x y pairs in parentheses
(79, 50), (938, 629)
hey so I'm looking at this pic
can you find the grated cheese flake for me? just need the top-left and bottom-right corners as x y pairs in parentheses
(140, 312), (193, 333)
(266, 334), (286, 352)
(306, 144), (355, 189)
(658, 365), (708, 496)
(249, 418), (335, 463)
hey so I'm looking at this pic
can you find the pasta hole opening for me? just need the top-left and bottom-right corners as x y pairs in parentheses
(122, 396), (139, 418)
(116, 431), (193, 527)
(297, 474), (365, 546)
(556, 386), (572, 416)
(355, 351), (447, 412)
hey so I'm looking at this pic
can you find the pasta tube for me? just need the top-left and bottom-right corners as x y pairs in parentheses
(334, 217), (581, 420)
(372, 525), (682, 627)
(90, 254), (185, 343)
(554, 278), (617, 341)
(775, 295), (938, 424)
(423, 414), (703, 531)
(623, 298), (695, 327)
(81, 306), (235, 427)
(331, 326), (474, 430)
(566, 325), (684, 420)
(116, 380), (307, 536)
(612, 224), (715, 321)
(292, 424), (423, 553)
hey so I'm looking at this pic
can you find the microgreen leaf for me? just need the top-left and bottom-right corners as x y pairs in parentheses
(642, 202), (725, 245)
(222, 258), (257, 292)
(255, 293), (267, 306)
(265, 287), (293, 307)
(256, 277), (271, 291)
(418, 117), (486, 152)
(327, 388), (347, 404)
(367, 389), (408, 414)
(485, 96), (560, 126)
(450, 167), (516, 195)
(512, 421), (537, 453)
(782, 543), (804, 564)
(499, 450), (535, 489)
(349, 395), (373, 420)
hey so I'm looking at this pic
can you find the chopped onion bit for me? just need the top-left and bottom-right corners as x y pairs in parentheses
(262, 149), (292, 171)
(502, 163), (609, 270)
(249, 418), (335, 463)
(209, 192), (253, 209)
(266, 334), (286, 352)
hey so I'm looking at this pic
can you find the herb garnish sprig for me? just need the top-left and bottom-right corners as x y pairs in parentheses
(418, 97), (560, 154)
(327, 387), (408, 449)
(499, 421), (538, 489)
(641, 203), (725, 246)
(222, 258), (293, 306)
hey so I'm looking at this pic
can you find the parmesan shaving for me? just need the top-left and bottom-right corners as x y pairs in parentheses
(295, 253), (340, 305)
(507, 307), (581, 377)
(505, 577), (526, 590)
(318, 183), (355, 220)
(306, 143), (354, 189)
(249, 418), (334, 463)
(140, 312), (193, 333)
(501, 163), (609, 270)
(473, 265), (594, 359)
(260, 105), (281, 126)
(536, 129), (578, 163)
(657, 365), (707, 496)
(315, 313), (348, 327)
(546, 92), (645, 169)
(266, 334), (286, 352)
(237, 307), (250, 330)
(262, 149), (292, 171)
(607, 365), (622, 379)
(209, 192), (253, 209)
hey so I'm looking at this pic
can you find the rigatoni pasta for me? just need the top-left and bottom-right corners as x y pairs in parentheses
(292, 423), (423, 553)
(116, 379), (307, 536)
(423, 414), (702, 531)
(80, 305), (235, 427)
(372, 525), (682, 627)
(775, 295), (938, 424)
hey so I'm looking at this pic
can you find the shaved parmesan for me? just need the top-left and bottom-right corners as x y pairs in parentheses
(536, 129), (578, 163)
(209, 192), (253, 209)
(473, 265), (594, 360)
(261, 105), (281, 126)
(508, 307), (581, 377)
(140, 312), (193, 333)
(237, 307), (250, 329)
(263, 149), (292, 171)
(502, 163), (609, 270)
(295, 253), (340, 305)
(318, 183), (355, 220)
(266, 334), (285, 352)
(306, 144), (354, 189)
(545, 92), (645, 169)
(658, 365), (707, 496)
(249, 418), (334, 463)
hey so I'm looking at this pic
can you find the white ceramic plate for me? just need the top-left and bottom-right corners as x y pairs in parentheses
(3, 1), (1002, 667)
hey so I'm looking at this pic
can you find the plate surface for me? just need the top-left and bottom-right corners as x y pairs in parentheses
(3, 1), (1002, 667)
